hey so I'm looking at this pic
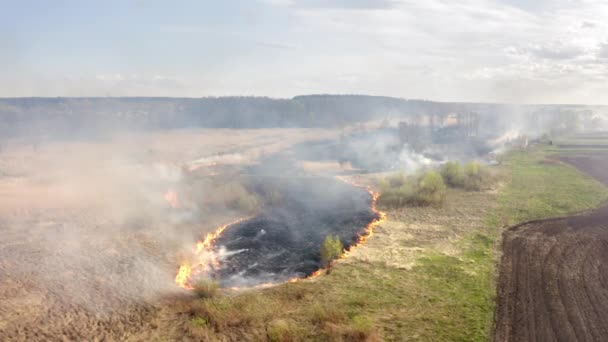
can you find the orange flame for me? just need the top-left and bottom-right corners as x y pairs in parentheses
(285, 175), (386, 284)
(174, 175), (387, 289)
(175, 262), (192, 289)
(175, 217), (251, 289)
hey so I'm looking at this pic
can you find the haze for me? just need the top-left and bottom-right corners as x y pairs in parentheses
(2, 0), (608, 104)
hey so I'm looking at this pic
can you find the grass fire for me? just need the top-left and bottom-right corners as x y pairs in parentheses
(4, 2), (608, 340)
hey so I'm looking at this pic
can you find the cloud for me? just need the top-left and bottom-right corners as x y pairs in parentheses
(5, 0), (608, 103)
(528, 41), (587, 60)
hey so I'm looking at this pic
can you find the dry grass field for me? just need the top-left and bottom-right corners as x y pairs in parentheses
(0, 128), (336, 341)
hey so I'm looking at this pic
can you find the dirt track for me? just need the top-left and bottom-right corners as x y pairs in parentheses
(494, 153), (608, 342)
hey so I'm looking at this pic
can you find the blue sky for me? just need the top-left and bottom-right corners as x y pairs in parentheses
(2, 0), (608, 103)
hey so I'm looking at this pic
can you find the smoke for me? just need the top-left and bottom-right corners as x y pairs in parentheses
(2, 96), (607, 340)
(398, 146), (434, 170)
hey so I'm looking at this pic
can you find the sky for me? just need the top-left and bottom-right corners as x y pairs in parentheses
(1, 0), (608, 104)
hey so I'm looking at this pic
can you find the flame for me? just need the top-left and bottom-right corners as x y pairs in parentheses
(175, 262), (192, 289)
(285, 175), (387, 284)
(164, 189), (179, 208)
(174, 217), (251, 289)
(340, 178), (387, 258)
(174, 175), (387, 289)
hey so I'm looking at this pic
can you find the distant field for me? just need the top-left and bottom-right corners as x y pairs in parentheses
(553, 131), (608, 148)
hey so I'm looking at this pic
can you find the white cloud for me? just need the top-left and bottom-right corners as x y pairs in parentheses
(251, 0), (608, 103)
(4, 0), (608, 103)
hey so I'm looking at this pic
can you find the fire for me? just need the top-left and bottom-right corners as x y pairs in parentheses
(164, 189), (179, 208)
(286, 175), (387, 284)
(173, 175), (387, 289)
(341, 183), (387, 258)
(174, 217), (251, 289)
(175, 262), (192, 289)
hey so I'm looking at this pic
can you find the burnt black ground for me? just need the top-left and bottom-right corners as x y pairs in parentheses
(213, 176), (376, 287)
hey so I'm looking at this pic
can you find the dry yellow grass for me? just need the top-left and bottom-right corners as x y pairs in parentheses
(0, 127), (336, 341)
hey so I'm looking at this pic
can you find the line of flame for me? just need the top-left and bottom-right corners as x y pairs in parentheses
(175, 175), (386, 289)
(283, 175), (386, 284)
(175, 216), (251, 289)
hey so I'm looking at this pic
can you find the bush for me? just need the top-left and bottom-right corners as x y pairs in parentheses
(440, 160), (496, 191)
(193, 279), (220, 299)
(320, 235), (343, 272)
(189, 316), (208, 327)
(411, 171), (446, 206)
(187, 316), (212, 339)
(387, 172), (407, 188)
(463, 162), (484, 191)
(221, 182), (260, 212)
(378, 171), (446, 208)
(440, 161), (465, 187)
(377, 186), (413, 208)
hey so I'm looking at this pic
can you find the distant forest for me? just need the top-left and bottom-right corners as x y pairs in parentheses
(0, 95), (601, 140)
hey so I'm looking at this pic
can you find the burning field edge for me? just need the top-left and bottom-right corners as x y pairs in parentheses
(173, 144), (608, 341)
(174, 175), (387, 290)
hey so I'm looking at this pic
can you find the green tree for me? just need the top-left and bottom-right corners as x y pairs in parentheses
(415, 171), (447, 206)
(440, 161), (465, 187)
(320, 235), (343, 274)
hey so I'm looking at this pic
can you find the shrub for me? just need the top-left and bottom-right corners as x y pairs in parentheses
(221, 182), (260, 212)
(189, 316), (208, 327)
(321, 235), (343, 273)
(463, 162), (484, 191)
(187, 316), (212, 339)
(440, 160), (497, 191)
(410, 171), (446, 206)
(376, 187), (407, 208)
(387, 172), (407, 188)
(440, 161), (465, 187)
(378, 171), (446, 208)
(193, 279), (220, 299)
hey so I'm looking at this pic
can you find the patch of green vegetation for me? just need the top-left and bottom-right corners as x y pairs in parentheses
(378, 170), (447, 208)
(440, 161), (465, 187)
(189, 316), (207, 328)
(491, 147), (608, 226)
(320, 235), (343, 272)
(401, 229), (503, 340)
(440, 160), (497, 191)
(395, 145), (608, 340)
